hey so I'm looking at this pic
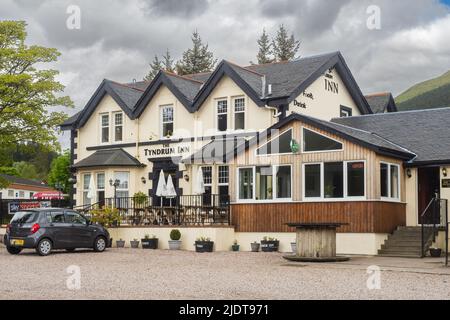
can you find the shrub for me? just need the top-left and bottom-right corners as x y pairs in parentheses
(170, 229), (181, 241)
(90, 206), (120, 228)
(133, 191), (147, 206)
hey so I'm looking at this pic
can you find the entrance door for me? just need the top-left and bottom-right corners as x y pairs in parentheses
(418, 167), (440, 224)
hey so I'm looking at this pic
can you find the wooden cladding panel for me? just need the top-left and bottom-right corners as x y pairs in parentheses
(231, 201), (406, 234)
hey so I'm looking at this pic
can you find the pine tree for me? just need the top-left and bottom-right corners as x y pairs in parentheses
(162, 48), (174, 73)
(271, 24), (301, 62)
(256, 28), (273, 64)
(144, 55), (163, 81)
(176, 30), (217, 75)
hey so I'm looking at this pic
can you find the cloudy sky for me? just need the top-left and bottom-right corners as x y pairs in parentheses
(2, 0), (450, 148)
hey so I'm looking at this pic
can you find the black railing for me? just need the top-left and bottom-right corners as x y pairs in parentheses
(420, 197), (448, 265)
(74, 194), (231, 227)
(0, 198), (71, 225)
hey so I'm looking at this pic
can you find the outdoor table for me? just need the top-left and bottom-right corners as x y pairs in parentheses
(283, 222), (350, 262)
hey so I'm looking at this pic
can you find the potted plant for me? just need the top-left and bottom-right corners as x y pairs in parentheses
(133, 191), (147, 206)
(195, 237), (214, 253)
(130, 238), (140, 249)
(116, 238), (125, 248)
(430, 247), (442, 257)
(261, 236), (279, 252)
(142, 234), (158, 249)
(168, 229), (182, 250)
(291, 241), (297, 253)
(251, 241), (260, 252)
(90, 206), (121, 228)
(231, 240), (239, 252)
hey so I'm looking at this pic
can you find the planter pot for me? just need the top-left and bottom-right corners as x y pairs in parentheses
(109, 238), (113, 248)
(130, 240), (140, 249)
(168, 240), (182, 250)
(231, 244), (240, 252)
(142, 238), (158, 249)
(251, 243), (260, 252)
(430, 248), (442, 257)
(116, 240), (125, 248)
(261, 240), (279, 252)
(291, 242), (297, 253)
(195, 241), (214, 253)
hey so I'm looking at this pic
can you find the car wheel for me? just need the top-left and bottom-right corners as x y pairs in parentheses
(6, 246), (22, 255)
(36, 239), (52, 256)
(93, 236), (107, 252)
(66, 248), (76, 252)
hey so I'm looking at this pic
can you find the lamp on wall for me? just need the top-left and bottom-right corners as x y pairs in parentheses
(443, 167), (448, 177)
(406, 168), (412, 178)
(184, 174), (190, 182)
(141, 176), (146, 184)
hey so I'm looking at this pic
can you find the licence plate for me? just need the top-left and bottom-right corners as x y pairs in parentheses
(10, 239), (24, 246)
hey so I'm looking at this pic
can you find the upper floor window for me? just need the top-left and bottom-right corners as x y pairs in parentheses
(302, 128), (343, 153)
(233, 97), (245, 130)
(256, 129), (293, 156)
(217, 99), (228, 132)
(100, 114), (109, 143)
(114, 112), (123, 142)
(340, 106), (352, 117)
(161, 105), (174, 138)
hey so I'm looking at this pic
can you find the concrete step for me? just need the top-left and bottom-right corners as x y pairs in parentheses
(379, 246), (423, 253)
(383, 240), (431, 246)
(378, 253), (422, 258)
(378, 248), (422, 255)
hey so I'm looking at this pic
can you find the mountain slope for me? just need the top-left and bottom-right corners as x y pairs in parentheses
(396, 70), (450, 111)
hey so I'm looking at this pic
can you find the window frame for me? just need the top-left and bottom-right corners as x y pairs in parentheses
(255, 128), (294, 157)
(301, 127), (344, 154)
(113, 111), (124, 142)
(380, 162), (401, 202)
(160, 105), (174, 139)
(233, 96), (245, 131)
(236, 164), (293, 203)
(216, 98), (228, 132)
(100, 113), (110, 144)
(340, 105), (353, 117)
(82, 172), (92, 205)
(302, 160), (366, 202)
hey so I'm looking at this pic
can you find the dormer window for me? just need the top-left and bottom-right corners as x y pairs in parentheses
(100, 113), (109, 143)
(217, 99), (228, 132)
(114, 112), (123, 142)
(161, 105), (174, 138)
(233, 97), (245, 130)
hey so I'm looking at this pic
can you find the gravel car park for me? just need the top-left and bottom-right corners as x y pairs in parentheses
(1, 246), (450, 300)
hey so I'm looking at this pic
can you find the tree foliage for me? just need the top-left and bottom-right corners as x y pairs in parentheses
(47, 150), (71, 194)
(0, 20), (72, 149)
(271, 24), (301, 62)
(256, 28), (273, 64)
(176, 30), (217, 75)
(13, 161), (38, 180)
(144, 54), (163, 81)
(162, 48), (174, 73)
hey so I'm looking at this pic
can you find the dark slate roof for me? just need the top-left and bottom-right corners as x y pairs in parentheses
(246, 52), (338, 99)
(183, 138), (248, 164)
(164, 73), (203, 102)
(364, 93), (397, 113)
(227, 62), (264, 97)
(0, 174), (50, 188)
(229, 113), (415, 162)
(62, 51), (372, 129)
(72, 149), (145, 169)
(107, 81), (144, 110)
(332, 108), (450, 164)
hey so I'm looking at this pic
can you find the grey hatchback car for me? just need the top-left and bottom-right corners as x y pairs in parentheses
(4, 208), (111, 256)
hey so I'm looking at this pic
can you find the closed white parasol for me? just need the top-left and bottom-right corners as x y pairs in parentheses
(166, 174), (177, 207)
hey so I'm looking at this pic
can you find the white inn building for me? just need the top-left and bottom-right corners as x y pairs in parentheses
(61, 52), (450, 255)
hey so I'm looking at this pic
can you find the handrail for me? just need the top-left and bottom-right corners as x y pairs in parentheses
(420, 196), (449, 265)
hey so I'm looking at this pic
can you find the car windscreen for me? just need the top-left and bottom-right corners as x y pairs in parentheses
(10, 211), (38, 224)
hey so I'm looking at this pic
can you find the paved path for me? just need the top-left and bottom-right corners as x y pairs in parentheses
(1, 246), (450, 300)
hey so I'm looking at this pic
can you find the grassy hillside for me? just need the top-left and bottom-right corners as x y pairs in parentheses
(396, 70), (450, 110)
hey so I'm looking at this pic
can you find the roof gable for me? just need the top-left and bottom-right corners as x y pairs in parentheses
(226, 113), (415, 162)
(192, 60), (265, 110)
